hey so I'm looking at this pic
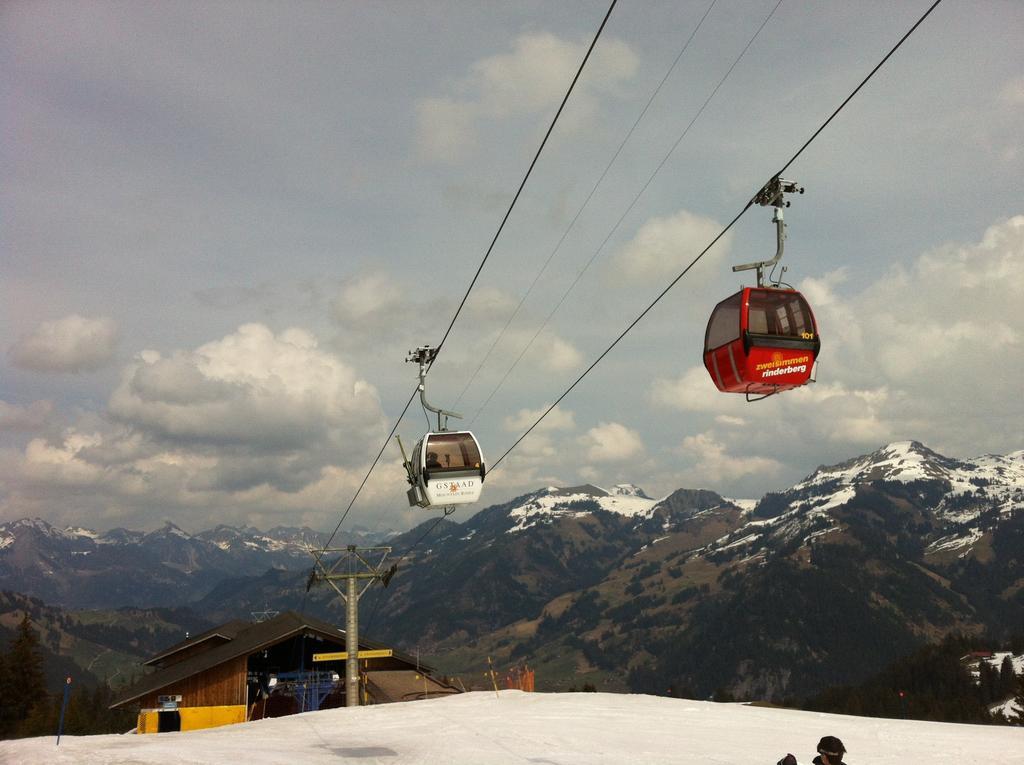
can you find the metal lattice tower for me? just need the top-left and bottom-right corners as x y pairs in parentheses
(307, 545), (396, 706)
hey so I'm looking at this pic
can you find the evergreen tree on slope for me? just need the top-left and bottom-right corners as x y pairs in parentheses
(0, 613), (48, 738)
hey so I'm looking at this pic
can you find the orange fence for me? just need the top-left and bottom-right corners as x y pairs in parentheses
(504, 665), (535, 692)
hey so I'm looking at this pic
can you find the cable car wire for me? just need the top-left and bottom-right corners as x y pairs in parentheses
(777, 0), (942, 178)
(314, 0), (944, 619)
(489, 0), (944, 472)
(362, 510), (454, 637)
(429, 0), (620, 366)
(451, 0), (720, 410)
(467, 0), (782, 425)
(305, 0), (621, 574)
(309, 387), (418, 568)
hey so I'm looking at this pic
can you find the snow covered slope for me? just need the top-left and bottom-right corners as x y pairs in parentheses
(507, 484), (659, 532)
(701, 440), (1024, 565)
(2, 691), (1016, 765)
(796, 440), (1024, 523)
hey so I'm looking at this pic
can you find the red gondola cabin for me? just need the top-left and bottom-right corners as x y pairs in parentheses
(703, 287), (820, 396)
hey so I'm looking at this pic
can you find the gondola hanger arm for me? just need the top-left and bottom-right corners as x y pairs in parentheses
(732, 176), (804, 287)
(406, 345), (462, 431)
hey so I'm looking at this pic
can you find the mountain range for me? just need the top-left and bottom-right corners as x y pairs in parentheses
(0, 518), (389, 608)
(3, 440), (1022, 700)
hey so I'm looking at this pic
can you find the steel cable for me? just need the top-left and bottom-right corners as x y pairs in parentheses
(467, 0), (782, 425)
(451, 0), (719, 410)
(305, 0), (622, 590)
(489, 0), (944, 473)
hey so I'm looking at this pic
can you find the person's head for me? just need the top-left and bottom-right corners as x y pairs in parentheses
(817, 736), (846, 764)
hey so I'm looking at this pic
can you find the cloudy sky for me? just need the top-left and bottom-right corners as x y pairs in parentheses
(2, 1), (1022, 534)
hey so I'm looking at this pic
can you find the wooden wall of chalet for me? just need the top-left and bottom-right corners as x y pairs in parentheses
(137, 655), (247, 709)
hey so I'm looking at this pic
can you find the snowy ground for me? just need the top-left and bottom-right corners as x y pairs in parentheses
(2, 691), (1021, 765)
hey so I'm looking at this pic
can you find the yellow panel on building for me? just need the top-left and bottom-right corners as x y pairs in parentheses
(136, 705), (246, 734)
(180, 705), (246, 731)
(137, 710), (160, 734)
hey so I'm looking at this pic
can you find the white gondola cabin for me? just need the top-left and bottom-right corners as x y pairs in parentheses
(406, 431), (485, 508)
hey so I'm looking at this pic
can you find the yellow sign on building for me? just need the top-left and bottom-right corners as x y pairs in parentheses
(312, 649), (393, 662)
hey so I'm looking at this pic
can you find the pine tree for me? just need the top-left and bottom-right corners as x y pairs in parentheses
(999, 655), (1017, 699)
(979, 660), (998, 705)
(0, 650), (13, 737)
(17, 693), (57, 739)
(4, 613), (48, 737)
(1014, 674), (1024, 725)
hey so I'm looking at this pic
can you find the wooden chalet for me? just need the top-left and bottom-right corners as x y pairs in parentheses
(112, 610), (459, 733)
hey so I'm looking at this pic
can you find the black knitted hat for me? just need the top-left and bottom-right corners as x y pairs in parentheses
(817, 736), (846, 757)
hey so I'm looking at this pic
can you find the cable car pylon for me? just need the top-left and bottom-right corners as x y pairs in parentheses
(305, 544), (395, 707)
(397, 346), (486, 509)
(703, 176), (821, 401)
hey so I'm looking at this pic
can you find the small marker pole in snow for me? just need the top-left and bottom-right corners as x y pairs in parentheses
(56, 675), (72, 745)
(899, 690), (908, 719)
(486, 656), (500, 699)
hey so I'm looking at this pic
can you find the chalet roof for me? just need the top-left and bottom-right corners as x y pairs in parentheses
(144, 618), (250, 666)
(112, 610), (427, 708)
(365, 670), (460, 703)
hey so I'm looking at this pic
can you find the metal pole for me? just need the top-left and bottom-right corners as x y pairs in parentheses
(346, 575), (358, 707)
(56, 675), (71, 745)
(307, 544), (392, 708)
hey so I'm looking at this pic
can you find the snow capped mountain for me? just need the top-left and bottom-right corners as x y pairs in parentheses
(607, 483), (651, 499)
(506, 484), (658, 533)
(797, 440), (1024, 521)
(5, 517), (77, 540)
(144, 520), (194, 541)
(64, 525), (102, 541)
(197, 524), (292, 553)
(111, 440), (1024, 701)
(797, 440), (961, 487)
(97, 527), (146, 545)
(696, 441), (1024, 567)
(0, 517), (387, 609)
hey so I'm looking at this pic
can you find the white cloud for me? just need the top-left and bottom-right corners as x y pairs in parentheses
(611, 209), (733, 284)
(653, 364), (893, 447)
(0, 400), (54, 432)
(1000, 76), (1024, 107)
(8, 315), (119, 373)
(715, 415), (746, 427)
(330, 272), (404, 325)
(679, 433), (782, 484)
(21, 430), (106, 485)
(503, 405), (575, 433)
(815, 215), (1023, 401)
(416, 97), (479, 164)
(791, 382), (894, 445)
(650, 366), (737, 414)
(465, 287), (521, 320)
(470, 33), (637, 116)
(581, 421), (644, 462)
(533, 332), (583, 373)
(0, 324), (400, 529)
(415, 32), (638, 162)
(109, 323), (383, 454)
